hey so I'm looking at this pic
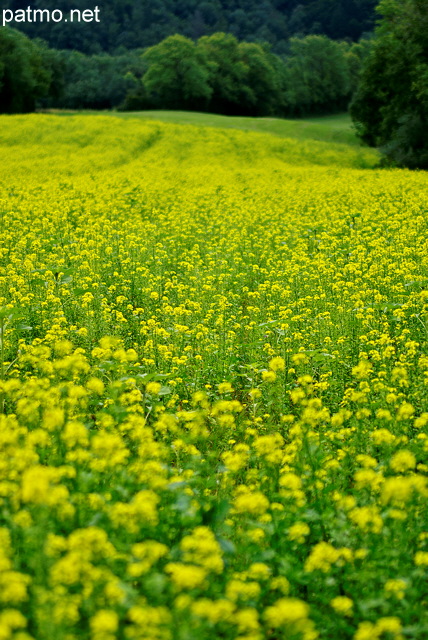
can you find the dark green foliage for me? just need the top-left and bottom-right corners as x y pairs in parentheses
(136, 32), (285, 116)
(342, 39), (372, 88)
(0, 27), (58, 113)
(0, 22), (368, 117)
(2, 0), (377, 55)
(142, 34), (212, 110)
(237, 41), (285, 116)
(296, 0), (377, 41)
(350, 0), (428, 168)
(50, 49), (146, 110)
(381, 113), (428, 170)
(139, 32), (360, 117)
(283, 35), (352, 115)
(198, 32), (253, 115)
(1, 1), (378, 117)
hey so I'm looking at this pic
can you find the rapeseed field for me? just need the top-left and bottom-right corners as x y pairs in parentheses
(0, 114), (427, 640)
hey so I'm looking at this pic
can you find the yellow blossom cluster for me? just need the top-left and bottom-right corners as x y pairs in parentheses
(0, 114), (427, 639)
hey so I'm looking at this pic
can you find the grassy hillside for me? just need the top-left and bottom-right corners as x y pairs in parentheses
(118, 111), (360, 146)
(0, 114), (427, 640)
(44, 110), (363, 147)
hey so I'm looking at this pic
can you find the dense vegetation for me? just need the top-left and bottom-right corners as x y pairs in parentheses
(50, 48), (146, 111)
(0, 0), (377, 118)
(1, 112), (427, 640)
(0, 27), (62, 112)
(3, 0), (376, 54)
(2, 26), (369, 116)
(350, 0), (428, 169)
(134, 32), (365, 116)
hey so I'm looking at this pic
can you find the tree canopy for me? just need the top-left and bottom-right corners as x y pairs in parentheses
(143, 34), (212, 110)
(283, 35), (352, 115)
(350, 0), (428, 168)
(2, 0), (377, 55)
(0, 27), (60, 113)
(139, 32), (368, 117)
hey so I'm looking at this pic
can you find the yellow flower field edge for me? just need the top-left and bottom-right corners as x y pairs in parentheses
(0, 114), (427, 640)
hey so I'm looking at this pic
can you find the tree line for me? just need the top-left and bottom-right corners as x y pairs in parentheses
(2, 0), (376, 55)
(0, 27), (370, 116)
(131, 32), (370, 116)
(1, 0), (426, 169)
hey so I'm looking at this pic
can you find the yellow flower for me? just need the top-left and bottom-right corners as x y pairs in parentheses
(371, 429), (396, 445)
(354, 621), (378, 640)
(234, 608), (260, 634)
(62, 420), (89, 448)
(180, 526), (224, 573)
(246, 563), (271, 580)
(292, 353), (309, 366)
(376, 617), (403, 638)
(384, 579), (407, 599)
(234, 490), (269, 517)
(0, 609), (28, 637)
(191, 598), (235, 623)
(264, 598), (318, 639)
(288, 522), (310, 543)
(226, 579), (261, 602)
(414, 551), (428, 566)
(269, 356), (285, 372)
(270, 576), (290, 595)
(390, 450), (416, 473)
(0, 571), (31, 604)
(348, 505), (383, 534)
(381, 475), (428, 505)
(354, 469), (383, 492)
(330, 596), (353, 616)
(218, 382), (234, 393)
(90, 610), (119, 636)
(262, 370), (276, 383)
(396, 402), (414, 421)
(86, 377), (105, 394)
(304, 542), (340, 573)
(42, 408), (65, 431)
(352, 360), (373, 379)
(109, 490), (159, 533)
(165, 563), (207, 589)
(253, 433), (284, 464)
(146, 381), (161, 395)
(222, 449), (249, 472)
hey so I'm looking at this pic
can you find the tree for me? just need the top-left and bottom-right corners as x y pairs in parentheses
(350, 0), (428, 168)
(142, 34), (212, 110)
(135, 31), (290, 117)
(197, 32), (251, 115)
(237, 41), (285, 116)
(283, 35), (352, 115)
(135, 30), (355, 117)
(0, 27), (53, 113)
(52, 49), (146, 110)
(342, 38), (372, 89)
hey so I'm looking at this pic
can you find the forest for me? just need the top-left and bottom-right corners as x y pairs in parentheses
(0, 25), (370, 115)
(2, 0), (377, 54)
